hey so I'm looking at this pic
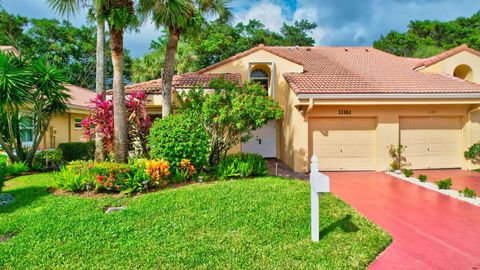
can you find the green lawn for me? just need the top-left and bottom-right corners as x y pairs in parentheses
(0, 173), (391, 269)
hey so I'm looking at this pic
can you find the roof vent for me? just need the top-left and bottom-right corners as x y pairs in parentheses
(365, 48), (369, 52)
(306, 47), (312, 51)
(295, 45), (300, 50)
(344, 47), (349, 52)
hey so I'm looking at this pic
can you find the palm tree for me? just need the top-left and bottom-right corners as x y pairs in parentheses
(138, 0), (231, 118)
(0, 52), (70, 166)
(97, 0), (137, 163)
(47, 0), (107, 162)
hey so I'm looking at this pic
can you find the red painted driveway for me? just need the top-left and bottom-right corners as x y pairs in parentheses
(414, 169), (480, 194)
(325, 172), (480, 270)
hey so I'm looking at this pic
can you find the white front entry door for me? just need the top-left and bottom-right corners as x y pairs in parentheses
(242, 121), (276, 158)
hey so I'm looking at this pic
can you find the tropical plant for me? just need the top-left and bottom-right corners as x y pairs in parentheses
(98, 0), (138, 163)
(82, 91), (151, 157)
(388, 144), (410, 171)
(0, 52), (70, 166)
(148, 113), (209, 170)
(173, 159), (196, 182)
(145, 159), (171, 186)
(178, 78), (283, 165)
(138, 0), (231, 118)
(435, 178), (453, 190)
(4, 162), (29, 177)
(215, 153), (268, 180)
(54, 167), (86, 192)
(459, 187), (477, 198)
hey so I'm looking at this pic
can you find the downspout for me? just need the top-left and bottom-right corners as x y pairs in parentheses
(306, 98), (314, 113)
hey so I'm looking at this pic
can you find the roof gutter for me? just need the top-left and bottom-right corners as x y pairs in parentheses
(297, 93), (480, 100)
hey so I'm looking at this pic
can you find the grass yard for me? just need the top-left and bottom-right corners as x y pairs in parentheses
(0, 173), (391, 270)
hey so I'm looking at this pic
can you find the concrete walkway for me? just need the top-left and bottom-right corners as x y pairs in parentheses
(325, 172), (480, 270)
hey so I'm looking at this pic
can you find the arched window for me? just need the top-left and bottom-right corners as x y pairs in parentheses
(453, 64), (473, 81)
(250, 69), (269, 90)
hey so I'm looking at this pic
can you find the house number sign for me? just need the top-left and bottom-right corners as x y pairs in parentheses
(338, 109), (352, 115)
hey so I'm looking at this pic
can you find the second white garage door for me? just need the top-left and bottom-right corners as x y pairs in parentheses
(400, 117), (462, 169)
(310, 117), (377, 171)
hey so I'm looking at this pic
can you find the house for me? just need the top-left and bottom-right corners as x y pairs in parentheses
(0, 46), (96, 149)
(125, 44), (480, 173)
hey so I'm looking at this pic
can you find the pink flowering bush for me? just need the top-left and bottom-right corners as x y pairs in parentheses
(82, 91), (151, 157)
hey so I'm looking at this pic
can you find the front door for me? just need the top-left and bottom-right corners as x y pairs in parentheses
(242, 121), (276, 158)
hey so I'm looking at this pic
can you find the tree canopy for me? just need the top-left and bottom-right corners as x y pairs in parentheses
(0, 9), (132, 89)
(374, 11), (480, 58)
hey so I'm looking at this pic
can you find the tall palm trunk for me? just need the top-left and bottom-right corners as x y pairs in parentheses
(95, 19), (106, 162)
(161, 28), (181, 118)
(110, 27), (128, 163)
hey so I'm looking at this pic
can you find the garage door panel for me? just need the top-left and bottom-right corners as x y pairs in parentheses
(400, 117), (462, 169)
(310, 118), (376, 171)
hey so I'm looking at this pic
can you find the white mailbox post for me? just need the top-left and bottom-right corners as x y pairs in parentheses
(310, 155), (330, 242)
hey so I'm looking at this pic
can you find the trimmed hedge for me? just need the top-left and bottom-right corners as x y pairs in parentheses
(58, 141), (94, 162)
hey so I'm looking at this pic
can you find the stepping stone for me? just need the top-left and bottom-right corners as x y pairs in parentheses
(104, 206), (126, 214)
(0, 194), (14, 206)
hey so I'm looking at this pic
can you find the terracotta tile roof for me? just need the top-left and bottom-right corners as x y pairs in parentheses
(65, 84), (96, 110)
(0, 46), (21, 56)
(121, 73), (242, 93)
(414, 44), (480, 69)
(252, 46), (480, 94)
(196, 44), (304, 74)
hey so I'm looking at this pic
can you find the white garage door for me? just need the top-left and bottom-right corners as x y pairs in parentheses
(310, 117), (377, 171)
(400, 117), (462, 169)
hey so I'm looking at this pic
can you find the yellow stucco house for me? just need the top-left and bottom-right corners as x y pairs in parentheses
(0, 46), (96, 149)
(128, 44), (480, 172)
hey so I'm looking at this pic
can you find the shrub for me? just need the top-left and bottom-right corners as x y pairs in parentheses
(402, 168), (413, 177)
(148, 114), (209, 170)
(58, 141), (94, 162)
(418, 174), (428, 182)
(459, 187), (477, 198)
(32, 149), (63, 171)
(388, 144), (410, 171)
(216, 153), (268, 180)
(5, 162), (29, 177)
(54, 167), (86, 192)
(435, 178), (453, 190)
(145, 159), (171, 185)
(464, 142), (480, 164)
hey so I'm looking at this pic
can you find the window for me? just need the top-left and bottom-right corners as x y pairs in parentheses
(20, 116), (33, 143)
(74, 118), (83, 130)
(250, 69), (269, 90)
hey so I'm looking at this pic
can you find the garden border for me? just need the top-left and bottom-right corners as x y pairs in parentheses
(386, 172), (480, 207)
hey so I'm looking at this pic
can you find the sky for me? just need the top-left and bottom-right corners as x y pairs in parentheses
(3, 0), (480, 57)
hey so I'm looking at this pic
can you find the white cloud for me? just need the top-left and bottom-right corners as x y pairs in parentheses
(234, 1), (286, 31)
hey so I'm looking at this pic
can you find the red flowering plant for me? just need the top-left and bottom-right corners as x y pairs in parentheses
(82, 91), (151, 157)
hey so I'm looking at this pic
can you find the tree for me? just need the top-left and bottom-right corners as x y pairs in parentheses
(131, 33), (199, 82)
(97, 0), (138, 163)
(47, 0), (108, 162)
(374, 11), (480, 57)
(0, 52), (70, 166)
(138, 0), (231, 118)
(178, 78), (283, 165)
